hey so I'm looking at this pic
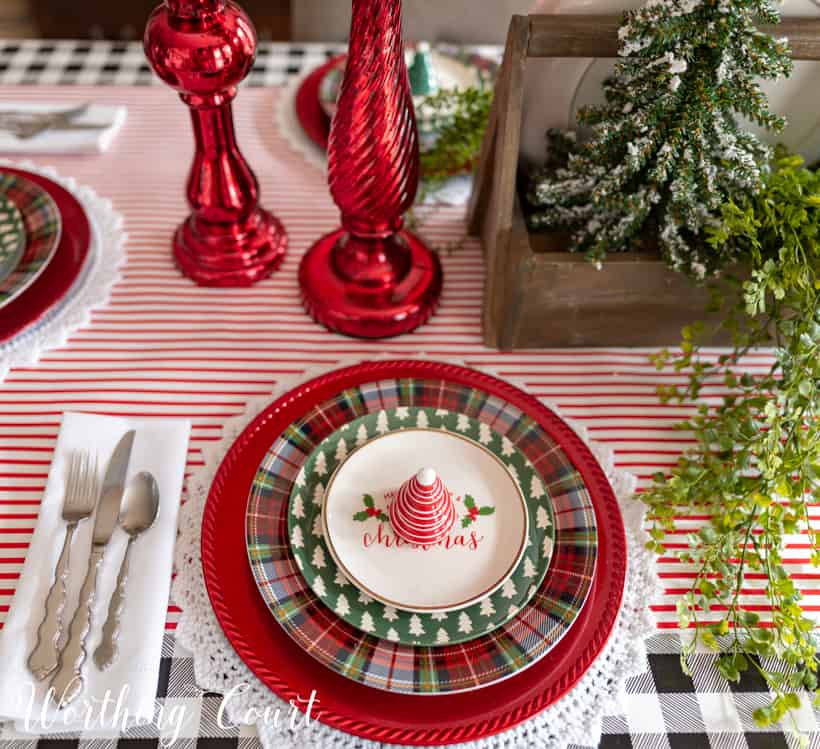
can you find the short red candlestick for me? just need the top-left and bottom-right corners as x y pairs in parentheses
(144, 0), (287, 286)
(298, 0), (443, 338)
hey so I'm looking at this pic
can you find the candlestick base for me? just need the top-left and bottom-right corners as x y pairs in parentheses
(300, 228), (442, 339)
(173, 207), (287, 287)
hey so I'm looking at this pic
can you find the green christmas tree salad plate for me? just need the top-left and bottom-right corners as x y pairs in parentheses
(0, 171), (61, 309)
(0, 193), (25, 284)
(322, 424), (530, 614)
(245, 376), (598, 694)
(285, 407), (554, 646)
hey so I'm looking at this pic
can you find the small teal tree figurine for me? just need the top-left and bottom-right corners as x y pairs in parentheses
(409, 42), (439, 96)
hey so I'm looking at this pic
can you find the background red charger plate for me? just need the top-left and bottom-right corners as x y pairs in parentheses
(294, 56), (339, 150)
(0, 168), (91, 344)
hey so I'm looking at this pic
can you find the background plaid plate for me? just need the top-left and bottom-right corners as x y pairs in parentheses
(0, 193), (25, 282)
(0, 170), (60, 306)
(245, 377), (598, 695)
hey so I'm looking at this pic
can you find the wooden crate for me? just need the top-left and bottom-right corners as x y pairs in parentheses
(467, 14), (820, 349)
(493, 196), (725, 348)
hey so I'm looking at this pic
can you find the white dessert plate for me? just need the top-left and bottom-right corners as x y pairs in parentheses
(321, 428), (529, 613)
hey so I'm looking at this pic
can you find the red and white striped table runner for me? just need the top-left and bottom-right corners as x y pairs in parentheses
(0, 85), (804, 633)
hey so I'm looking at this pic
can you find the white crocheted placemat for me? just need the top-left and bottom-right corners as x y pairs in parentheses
(174, 357), (660, 749)
(0, 160), (126, 382)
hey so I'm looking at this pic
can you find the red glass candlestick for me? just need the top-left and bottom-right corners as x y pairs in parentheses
(144, 0), (287, 286)
(299, 0), (443, 338)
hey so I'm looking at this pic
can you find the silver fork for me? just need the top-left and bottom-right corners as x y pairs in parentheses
(27, 451), (99, 680)
(0, 104), (99, 140)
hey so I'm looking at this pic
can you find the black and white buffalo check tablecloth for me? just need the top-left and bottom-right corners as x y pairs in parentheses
(0, 39), (816, 749)
(0, 39), (346, 87)
(1, 634), (813, 749)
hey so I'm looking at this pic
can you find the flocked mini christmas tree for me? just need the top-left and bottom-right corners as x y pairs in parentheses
(527, 0), (792, 277)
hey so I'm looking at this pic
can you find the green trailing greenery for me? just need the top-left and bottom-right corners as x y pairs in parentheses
(418, 86), (492, 193)
(407, 85), (492, 251)
(641, 153), (820, 733)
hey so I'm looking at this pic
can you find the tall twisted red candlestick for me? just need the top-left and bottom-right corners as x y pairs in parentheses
(299, 0), (443, 338)
(144, 0), (287, 286)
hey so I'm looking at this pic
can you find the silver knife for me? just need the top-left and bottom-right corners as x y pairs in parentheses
(50, 430), (135, 708)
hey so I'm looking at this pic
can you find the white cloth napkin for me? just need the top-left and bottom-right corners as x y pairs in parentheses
(0, 103), (127, 154)
(0, 412), (191, 734)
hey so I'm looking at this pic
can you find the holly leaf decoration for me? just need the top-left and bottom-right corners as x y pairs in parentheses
(353, 493), (389, 522)
(460, 497), (494, 527)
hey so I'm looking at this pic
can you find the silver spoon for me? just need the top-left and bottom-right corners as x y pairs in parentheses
(92, 471), (160, 670)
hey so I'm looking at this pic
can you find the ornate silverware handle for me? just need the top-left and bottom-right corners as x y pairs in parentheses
(93, 538), (134, 670)
(50, 548), (104, 708)
(27, 523), (77, 680)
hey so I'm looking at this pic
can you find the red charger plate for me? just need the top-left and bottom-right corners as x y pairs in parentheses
(202, 360), (627, 746)
(294, 56), (341, 150)
(0, 168), (91, 344)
